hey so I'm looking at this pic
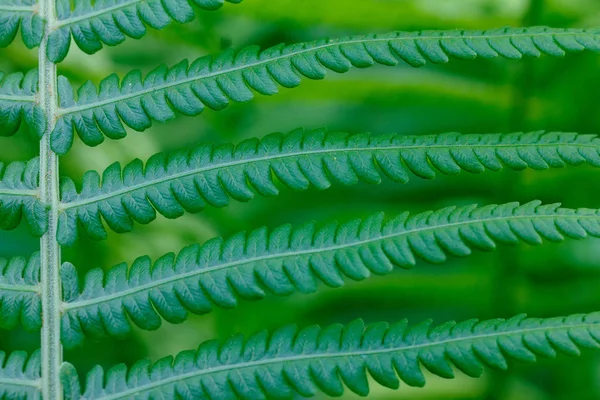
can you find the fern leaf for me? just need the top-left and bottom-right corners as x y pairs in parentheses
(57, 129), (600, 246)
(59, 201), (600, 347)
(49, 27), (600, 154)
(0, 350), (41, 399)
(0, 70), (46, 137)
(0, 0), (44, 48)
(0, 158), (47, 236)
(59, 313), (600, 399)
(0, 253), (41, 331)
(48, 0), (245, 63)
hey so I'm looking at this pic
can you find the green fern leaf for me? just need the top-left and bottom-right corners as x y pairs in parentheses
(57, 129), (600, 246)
(0, 70), (46, 137)
(0, 0), (44, 48)
(49, 26), (600, 154)
(59, 201), (600, 347)
(0, 253), (41, 331)
(0, 350), (41, 399)
(0, 157), (48, 236)
(48, 0), (245, 63)
(59, 313), (600, 399)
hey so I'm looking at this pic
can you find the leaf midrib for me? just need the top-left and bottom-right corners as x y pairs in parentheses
(0, 282), (39, 293)
(55, 29), (596, 117)
(0, 94), (36, 102)
(0, 5), (34, 12)
(0, 377), (41, 389)
(54, 0), (140, 28)
(0, 189), (39, 197)
(58, 140), (600, 210)
(91, 320), (598, 400)
(62, 211), (595, 311)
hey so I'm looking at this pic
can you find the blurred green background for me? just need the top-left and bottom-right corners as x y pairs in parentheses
(2, 0), (600, 398)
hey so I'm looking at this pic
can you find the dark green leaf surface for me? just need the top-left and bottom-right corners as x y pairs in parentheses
(0, 350), (41, 399)
(0, 70), (46, 137)
(0, 0), (44, 49)
(57, 129), (600, 246)
(59, 313), (600, 399)
(0, 157), (48, 237)
(50, 26), (600, 154)
(60, 201), (600, 347)
(0, 253), (41, 331)
(48, 0), (245, 62)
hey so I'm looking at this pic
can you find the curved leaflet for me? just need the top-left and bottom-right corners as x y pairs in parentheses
(59, 201), (600, 347)
(0, 157), (48, 236)
(59, 313), (600, 399)
(0, 69), (46, 137)
(50, 26), (600, 153)
(57, 129), (600, 246)
(0, 253), (41, 331)
(0, 350), (41, 399)
(48, 0), (245, 62)
(0, 0), (44, 48)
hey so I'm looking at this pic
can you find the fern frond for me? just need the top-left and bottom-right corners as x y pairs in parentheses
(57, 129), (600, 246)
(59, 201), (600, 347)
(0, 158), (47, 236)
(49, 26), (600, 154)
(0, 253), (41, 331)
(0, 70), (45, 137)
(59, 313), (600, 399)
(0, 254), (38, 348)
(0, 350), (41, 399)
(0, 0), (44, 48)
(48, 0), (245, 63)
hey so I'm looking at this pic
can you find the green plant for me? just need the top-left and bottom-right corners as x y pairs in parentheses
(1, 0), (600, 399)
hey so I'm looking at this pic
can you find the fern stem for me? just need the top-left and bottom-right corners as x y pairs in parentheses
(39, 0), (63, 398)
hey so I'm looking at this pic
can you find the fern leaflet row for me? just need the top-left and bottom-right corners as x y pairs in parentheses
(49, 27), (600, 154)
(0, 157), (47, 237)
(59, 201), (600, 347)
(59, 313), (600, 399)
(0, 350), (41, 399)
(57, 130), (600, 246)
(48, 0), (245, 63)
(0, 70), (45, 137)
(0, 0), (44, 48)
(0, 253), (41, 331)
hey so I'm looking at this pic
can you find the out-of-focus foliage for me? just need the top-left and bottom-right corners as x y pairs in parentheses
(1, 0), (600, 398)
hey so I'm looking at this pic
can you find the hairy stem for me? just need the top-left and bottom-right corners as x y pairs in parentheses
(39, 0), (63, 398)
